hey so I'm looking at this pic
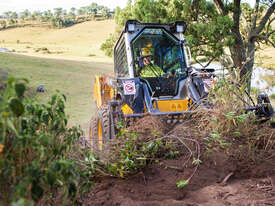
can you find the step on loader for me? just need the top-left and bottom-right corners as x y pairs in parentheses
(89, 20), (274, 151)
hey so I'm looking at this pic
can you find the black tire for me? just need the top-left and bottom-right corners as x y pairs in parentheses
(90, 105), (113, 151)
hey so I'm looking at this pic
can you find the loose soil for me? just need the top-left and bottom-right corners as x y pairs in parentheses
(84, 117), (275, 206)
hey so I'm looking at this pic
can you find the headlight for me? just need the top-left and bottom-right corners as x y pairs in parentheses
(128, 24), (135, 32)
(176, 25), (184, 33)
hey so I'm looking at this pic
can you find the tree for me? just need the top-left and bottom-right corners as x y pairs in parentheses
(62, 9), (67, 16)
(101, 7), (111, 19)
(31, 11), (42, 21)
(78, 7), (88, 15)
(11, 12), (18, 20)
(88, 2), (99, 17)
(108, 0), (275, 91)
(70, 7), (76, 15)
(54, 8), (63, 17)
(68, 8), (76, 21)
(0, 20), (6, 29)
(3, 11), (12, 19)
(42, 10), (53, 21)
(213, 0), (275, 90)
(22, 9), (31, 20)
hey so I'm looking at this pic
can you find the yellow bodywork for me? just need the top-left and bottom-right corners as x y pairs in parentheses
(121, 104), (134, 114)
(153, 99), (189, 112)
(93, 75), (191, 113)
(93, 75), (114, 108)
(98, 119), (103, 150)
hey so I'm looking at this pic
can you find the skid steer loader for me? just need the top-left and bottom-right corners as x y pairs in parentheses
(89, 20), (274, 150)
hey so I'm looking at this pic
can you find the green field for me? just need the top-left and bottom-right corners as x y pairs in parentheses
(0, 53), (113, 133)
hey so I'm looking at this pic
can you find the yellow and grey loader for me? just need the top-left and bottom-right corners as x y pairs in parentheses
(89, 20), (274, 151)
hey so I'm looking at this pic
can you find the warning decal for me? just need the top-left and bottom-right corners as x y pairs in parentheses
(123, 81), (136, 95)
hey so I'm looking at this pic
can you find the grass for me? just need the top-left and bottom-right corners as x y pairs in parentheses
(0, 53), (113, 133)
(255, 46), (275, 71)
(0, 20), (116, 62)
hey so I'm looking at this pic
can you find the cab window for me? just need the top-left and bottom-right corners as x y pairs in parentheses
(132, 28), (186, 77)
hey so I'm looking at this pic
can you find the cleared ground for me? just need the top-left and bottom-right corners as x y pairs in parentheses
(0, 53), (113, 132)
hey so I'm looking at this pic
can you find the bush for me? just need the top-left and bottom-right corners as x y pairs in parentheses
(0, 78), (91, 205)
(198, 80), (275, 164)
(100, 31), (120, 57)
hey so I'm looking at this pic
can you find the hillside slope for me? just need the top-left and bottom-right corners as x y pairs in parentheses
(0, 20), (116, 62)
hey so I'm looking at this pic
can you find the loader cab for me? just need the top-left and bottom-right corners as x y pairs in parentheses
(132, 27), (186, 77)
(114, 20), (189, 97)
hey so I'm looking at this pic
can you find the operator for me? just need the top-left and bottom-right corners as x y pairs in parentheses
(166, 69), (177, 78)
(138, 43), (164, 77)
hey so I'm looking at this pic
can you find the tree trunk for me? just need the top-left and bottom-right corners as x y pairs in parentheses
(241, 40), (256, 94)
(229, 31), (247, 79)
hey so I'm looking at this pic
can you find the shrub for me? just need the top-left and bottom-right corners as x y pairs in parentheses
(100, 31), (120, 57)
(198, 80), (275, 164)
(0, 78), (91, 205)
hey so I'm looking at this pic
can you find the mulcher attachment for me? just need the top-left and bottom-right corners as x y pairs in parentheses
(246, 94), (274, 122)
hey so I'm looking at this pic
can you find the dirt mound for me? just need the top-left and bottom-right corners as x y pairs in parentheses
(85, 154), (275, 206)
(85, 115), (275, 206)
(128, 115), (171, 137)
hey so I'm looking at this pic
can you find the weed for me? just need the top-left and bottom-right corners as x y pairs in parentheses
(192, 158), (202, 165)
(176, 180), (189, 189)
(198, 79), (274, 165)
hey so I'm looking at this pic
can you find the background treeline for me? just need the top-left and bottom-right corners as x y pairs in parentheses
(0, 2), (114, 29)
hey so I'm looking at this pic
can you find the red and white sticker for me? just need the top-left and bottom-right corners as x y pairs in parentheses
(203, 77), (215, 92)
(123, 81), (136, 95)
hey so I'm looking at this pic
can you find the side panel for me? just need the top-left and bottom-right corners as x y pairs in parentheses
(153, 99), (189, 112)
(93, 75), (114, 108)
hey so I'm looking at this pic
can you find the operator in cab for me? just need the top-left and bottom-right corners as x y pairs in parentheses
(137, 42), (164, 77)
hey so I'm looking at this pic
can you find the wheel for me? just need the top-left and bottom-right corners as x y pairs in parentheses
(89, 117), (98, 150)
(89, 105), (113, 151)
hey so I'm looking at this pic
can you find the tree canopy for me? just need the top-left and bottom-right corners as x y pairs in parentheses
(102, 0), (275, 89)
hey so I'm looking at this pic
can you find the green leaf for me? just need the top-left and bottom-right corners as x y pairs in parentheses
(7, 119), (19, 136)
(9, 98), (24, 116)
(176, 179), (189, 188)
(15, 83), (26, 98)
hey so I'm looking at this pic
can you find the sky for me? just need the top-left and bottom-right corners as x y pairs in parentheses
(0, 0), (256, 15)
(0, 0), (128, 15)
